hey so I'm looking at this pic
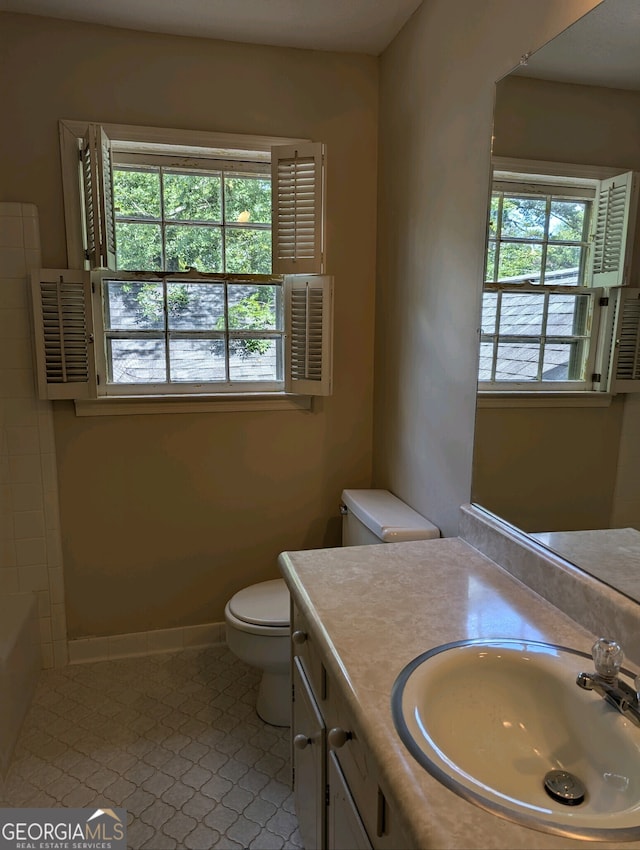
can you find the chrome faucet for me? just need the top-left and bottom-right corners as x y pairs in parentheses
(576, 638), (640, 727)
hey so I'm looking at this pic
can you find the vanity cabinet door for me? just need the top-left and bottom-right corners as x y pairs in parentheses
(293, 656), (325, 850)
(327, 751), (373, 850)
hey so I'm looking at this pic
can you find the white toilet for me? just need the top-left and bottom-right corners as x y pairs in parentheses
(224, 488), (440, 726)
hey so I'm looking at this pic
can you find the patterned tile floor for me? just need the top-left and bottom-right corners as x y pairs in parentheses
(0, 646), (303, 849)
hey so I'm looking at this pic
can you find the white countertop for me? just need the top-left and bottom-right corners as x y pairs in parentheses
(278, 536), (640, 850)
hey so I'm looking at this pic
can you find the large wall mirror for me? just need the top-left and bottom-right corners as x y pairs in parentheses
(471, 0), (640, 602)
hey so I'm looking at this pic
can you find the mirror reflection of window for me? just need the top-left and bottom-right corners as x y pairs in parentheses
(479, 169), (637, 392)
(481, 182), (593, 386)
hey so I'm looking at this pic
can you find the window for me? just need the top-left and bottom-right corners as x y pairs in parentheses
(31, 121), (333, 404)
(479, 163), (640, 394)
(97, 274), (283, 391)
(113, 159), (272, 274)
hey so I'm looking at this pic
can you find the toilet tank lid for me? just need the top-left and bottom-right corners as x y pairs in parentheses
(228, 579), (289, 627)
(341, 489), (440, 542)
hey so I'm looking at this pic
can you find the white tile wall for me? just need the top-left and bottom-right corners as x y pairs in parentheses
(0, 205), (229, 672)
(0, 203), (68, 668)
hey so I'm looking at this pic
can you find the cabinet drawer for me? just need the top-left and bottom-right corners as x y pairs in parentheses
(291, 604), (326, 703)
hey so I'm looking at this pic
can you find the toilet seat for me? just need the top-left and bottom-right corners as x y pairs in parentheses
(226, 579), (289, 634)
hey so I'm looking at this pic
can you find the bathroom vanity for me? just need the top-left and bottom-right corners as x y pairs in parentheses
(290, 602), (410, 850)
(278, 514), (640, 850)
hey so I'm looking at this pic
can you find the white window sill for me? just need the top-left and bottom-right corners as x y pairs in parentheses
(477, 391), (613, 409)
(74, 393), (312, 417)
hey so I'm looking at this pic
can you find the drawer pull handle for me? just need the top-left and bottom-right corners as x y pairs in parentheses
(294, 734), (312, 749)
(328, 727), (352, 749)
(292, 629), (307, 644)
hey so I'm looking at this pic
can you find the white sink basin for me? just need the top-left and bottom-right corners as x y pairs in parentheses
(391, 639), (640, 840)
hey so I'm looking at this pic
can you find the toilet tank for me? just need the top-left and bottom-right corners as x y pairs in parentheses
(341, 489), (440, 546)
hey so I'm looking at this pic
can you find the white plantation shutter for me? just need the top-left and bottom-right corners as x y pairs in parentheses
(82, 124), (117, 269)
(606, 287), (640, 394)
(285, 275), (333, 396)
(590, 171), (638, 289)
(30, 269), (97, 400)
(272, 143), (325, 275)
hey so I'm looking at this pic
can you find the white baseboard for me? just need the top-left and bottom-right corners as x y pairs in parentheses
(67, 621), (226, 664)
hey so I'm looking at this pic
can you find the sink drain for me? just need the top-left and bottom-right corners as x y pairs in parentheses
(544, 769), (586, 805)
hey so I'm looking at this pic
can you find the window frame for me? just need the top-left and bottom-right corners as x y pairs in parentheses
(92, 269), (286, 396)
(31, 268), (334, 406)
(478, 158), (633, 399)
(479, 284), (601, 392)
(59, 119), (308, 272)
(53, 120), (332, 410)
(112, 153), (273, 276)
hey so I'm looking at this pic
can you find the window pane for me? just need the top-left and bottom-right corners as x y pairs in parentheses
(488, 194), (500, 236)
(548, 200), (587, 241)
(542, 341), (587, 381)
(229, 339), (280, 381)
(113, 168), (161, 219)
(225, 228), (272, 274)
(163, 172), (222, 221)
(165, 225), (223, 273)
(499, 293), (544, 335)
(497, 242), (543, 282)
(501, 196), (546, 239)
(545, 245), (582, 285)
(478, 342), (494, 381)
(546, 294), (589, 336)
(495, 342), (540, 381)
(167, 282), (225, 330)
(227, 284), (279, 331)
(485, 241), (496, 282)
(104, 281), (164, 331)
(224, 173), (271, 225)
(115, 222), (162, 271)
(108, 339), (166, 383)
(481, 292), (497, 334)
(169, 339), (226, 382)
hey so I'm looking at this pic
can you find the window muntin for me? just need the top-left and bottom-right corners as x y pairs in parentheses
(481, 179), (597, 389)
(100, 274), (283, 393)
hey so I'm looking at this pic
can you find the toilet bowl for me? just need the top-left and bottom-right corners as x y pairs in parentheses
(224, 489), (439, 727)
(224, 579), (291, 726)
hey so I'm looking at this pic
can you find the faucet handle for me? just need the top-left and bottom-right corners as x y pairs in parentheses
(592, 638), (623, 682)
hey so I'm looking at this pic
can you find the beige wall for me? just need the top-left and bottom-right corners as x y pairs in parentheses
(374, 0), (601, 537)
(474, 398), (625, 532)
(1, 2), (605, 640)
(473, 74), (640, 532)
(493, 74), (640, 170)
(613, 394), (640, 527)
(0, 13), (378, 637)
